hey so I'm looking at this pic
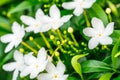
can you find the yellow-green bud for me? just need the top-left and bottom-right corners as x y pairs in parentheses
(68, 27), (73, 33)
(7, 13), (11, 18)
(50, 35), (55, 40)
(57, 41), (60, 45)
(55, 51), (60, 57)
(29, 36), (33, 41)
(68, 41), (72, 45)
(19, 48), (24, 53)
(63, 30), (67, 34)
(106, 8), (111, 14)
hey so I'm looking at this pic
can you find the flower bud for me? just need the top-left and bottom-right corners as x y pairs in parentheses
(68, 27), (73, 33)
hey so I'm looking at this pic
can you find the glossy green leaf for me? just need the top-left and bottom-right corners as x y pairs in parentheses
(111, 30), (120, 44)
(71, 53), (89, 80)
(111, 37), (120, 69)
(81, 60), (112, 73)
(99, 73), (114, 80)
(87, 3), (108, 25)
(0, 0), (12, 6)
(8, 1), (31, 14)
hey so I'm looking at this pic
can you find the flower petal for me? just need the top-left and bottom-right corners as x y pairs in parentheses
(83, 28), (96, 37)
(20, 66), (32, 77)
(14, 50), (24, 62)
(1, 34), (13, 43)
(61, 75), (69, 80)
(88, 37), (99, 49)
(91, 17), (104, 33)
(103, 22), (114, 36)
(3, 62), (17, 71)
(46, 61), (56, 73)
(12, 70), (19, 80)
(21, 15), (35, 25)
(5, 42), (14, 53)
(25, 25), (34, 32)
(24, 52), (37, 65)
(99, 36), (113, 45)
(38, 73), (51, 80)
(37, 48), (47, 60)
(61, 15), (73, 23)
(30, 70), (38, 79)
(35, 9), (45, 20)
(62, 2), (76, 9)
(56, 61), (65, 75)
(82, 0), (96, 8)
(73, 6), (83, 16)
(50, 5), (60, 19)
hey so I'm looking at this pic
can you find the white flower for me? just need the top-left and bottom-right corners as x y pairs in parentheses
(38, 61), (68, 80)
(42, 4), (72, 30)
(21, 9), (51, 33)
(62, 0), (96, 16)
(3, 50), (25, 80)
(20, 47), (48, 79)
(1, 22), (25, 53)
(83, 17), (114, 49)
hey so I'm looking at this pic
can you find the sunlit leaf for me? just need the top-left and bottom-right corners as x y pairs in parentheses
(99, 72), (114, 80)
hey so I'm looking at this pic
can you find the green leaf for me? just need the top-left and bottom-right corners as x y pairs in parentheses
(111, 37), (120, 69)
(81, 60), (112, 73)
(111, 30), (120, 44)
(0, 0), (12, 6)
(8, 1), (31, 14)
(71, 53), (89, 80)
(87, 3), (108, 25)
(99, 72), (114, 80)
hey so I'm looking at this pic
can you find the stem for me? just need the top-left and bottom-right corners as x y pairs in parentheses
(70, 33), (79, 47)
(108, 14), (112, 22)
(83, 10), (91, 27)
(56, 29), (64, 42)
(33, 41), (41, 49)
(21, 41), (38, 54)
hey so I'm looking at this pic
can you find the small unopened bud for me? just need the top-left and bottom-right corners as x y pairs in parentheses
(19, 48), (24, 53)
(68, 41), (72, 45)
(57, 41), (60, 45)
(63, 30), (67, 34)
(55, 51), (60, 57)
(68, 27), (73, 33)
(29, 36), (33, 41)
(50, 35), (55, 40)
(106, 8), (111, 14)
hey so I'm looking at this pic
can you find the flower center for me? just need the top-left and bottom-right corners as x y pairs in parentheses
(35, 24), (39, 27)
(98, 33), (102, 37)
(53, 74), (58, 79)
(36, 64), (39, 69)
(79, 1), (83, 5)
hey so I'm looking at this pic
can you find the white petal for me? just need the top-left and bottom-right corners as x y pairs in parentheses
(56, 61), (65, 75)
(3, 62), (17, 71)
(1, 34), (13, 43)
(88, 37), (99, 49)
(73, 6), (83, 16)
(99, 36), (113, 45)
(5, 42), (14, 53)
(50, 5), (60, 19)
(14, 50), (24, 62)
(62, 2), (76, 10)
(37, 48), (47, 60)
(83, 28), (96, 37)
(30, 70), (39, 79)
(38, 73), (51, 80)
(21, 15), (35, 25)
(46, 61), (56, 73)
(82, 0), (96, 8)
(39, 24), (51, 32)
(103, 22), (114, 36)
(20, 66), (32, 77)
(61, 15), (73, 23)
(12, 70), (19, 80)
(24, 52), (37, 65)
(91, 17), (104, 33)
(61, 75), (69, 80)
(25, 25), (34, 32)
(35, 9), (45, 20)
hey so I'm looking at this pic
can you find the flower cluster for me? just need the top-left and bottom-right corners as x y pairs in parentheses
(0, 0), (115, 80)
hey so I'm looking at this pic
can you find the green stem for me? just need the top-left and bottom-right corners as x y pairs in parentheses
(56, 29), (64, 42)
(21, 41), (38, 54)
(108, 14), (112, 22)
(70, 33), (79, 47)
(40, 32), (52, 49)
(83, 10), (91, 27)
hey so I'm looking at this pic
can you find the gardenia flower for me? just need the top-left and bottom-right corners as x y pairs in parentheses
(20, 47), (48, 79)
(42, 4), (72, 30)
(83, 17), (114, 49)
(1, 22), (25, 53)
(21, 9), (51, 33)
(3, 50), (25, 80)
(38, 61), (68, 80)
(62, 0), (96, 16)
